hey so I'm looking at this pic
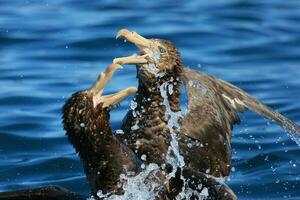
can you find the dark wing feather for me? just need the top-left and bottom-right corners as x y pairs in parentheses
(215, 78), (300, 136)
(179, 67), (300, 176)
(184, 68), (300, 136)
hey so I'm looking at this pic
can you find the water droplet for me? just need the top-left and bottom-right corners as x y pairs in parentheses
(130, 100), (138, 110)
(141, 154), (147, 161)
(131, 123), (139, 131)
(115, 129), (124, 135)
(200, 187), (209, 196)
(168, 84), (173, 95)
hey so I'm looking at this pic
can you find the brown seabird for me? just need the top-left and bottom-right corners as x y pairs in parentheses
(114, 29), (300, 179)
(62, 64), (141, 198)
(60, 62), (238, 200)
(60, 62), (237, 200)
(0, 61), (237, 200)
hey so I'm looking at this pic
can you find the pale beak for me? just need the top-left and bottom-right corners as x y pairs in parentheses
(90, 64), (137, 108)
(113, 54), (148, 65)
(101, 87), (137, 108)
(116, 29), (152, 49)
(90, 64), (123, 96)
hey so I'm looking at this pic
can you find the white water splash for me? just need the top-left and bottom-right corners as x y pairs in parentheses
(130, 99), (140, 131)
(286, 130), (300, 147)
(94, 164), (161, 200)
(92, 75), (210, 200)
(92, 84), (164, 200)
(115, 129), (124, 135)
(140, 47), (163, 77)
(159, 81), (209, 199)
(159, 82), (185, 170)
(131, 123), (139, 131)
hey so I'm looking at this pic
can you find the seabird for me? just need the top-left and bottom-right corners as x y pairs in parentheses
(1, 30), (298, 200)
(60, 60), (238, 199)
(115, 30), (184, 172)
(62, 64), (141, 198)
(61, 62), (236, 199)
(114, 29), (300, 179)
(0, 62), (237, 200)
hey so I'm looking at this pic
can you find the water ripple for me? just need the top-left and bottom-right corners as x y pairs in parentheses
(0, 0), (299, 199)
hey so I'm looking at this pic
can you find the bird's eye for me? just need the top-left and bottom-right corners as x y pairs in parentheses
(158, 46), (166, 53)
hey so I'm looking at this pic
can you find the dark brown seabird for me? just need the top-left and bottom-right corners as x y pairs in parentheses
(62, 64), (141, 198)
(61, 63), (237, 200)
(0, 65), (137, 200)
(60, 61), (237, 199)
(0, 62), (237, 200)
(61, 62), (238, 200)
(114, 29), (300, 179)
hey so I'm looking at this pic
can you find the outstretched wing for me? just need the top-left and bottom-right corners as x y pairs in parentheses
(183, 67), (300, 138)
(179, 67), (300, 176)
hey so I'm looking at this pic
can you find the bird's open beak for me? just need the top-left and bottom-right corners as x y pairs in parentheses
(113, 54), (148, 65)
(90, 63), (137, 108)
(99, 87), (137, 108)
(115, 29), (154, 65)
(90, 64), (123, 96)
(116, 29), (151, 49)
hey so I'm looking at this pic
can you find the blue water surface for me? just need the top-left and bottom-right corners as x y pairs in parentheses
(0, 0), (299, 199)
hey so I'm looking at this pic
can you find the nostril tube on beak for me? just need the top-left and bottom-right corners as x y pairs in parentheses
(116, 29), (152, 49)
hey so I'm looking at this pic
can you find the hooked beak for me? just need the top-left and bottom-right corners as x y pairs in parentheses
(116, 29), (152, 49)
(115, 29), (156, 65)
(90, 63), (137, 108)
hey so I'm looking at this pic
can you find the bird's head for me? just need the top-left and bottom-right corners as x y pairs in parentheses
(62, 64), (137, 151)
(114, 29), (183, 87)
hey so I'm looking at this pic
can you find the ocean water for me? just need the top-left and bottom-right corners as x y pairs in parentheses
(0, 0), (299, 199)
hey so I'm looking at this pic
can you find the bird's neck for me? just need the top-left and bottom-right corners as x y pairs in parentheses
(127, 75), (182, 165)
(70, 125), (116, 171)
(69, 124), (137, 196)
(136, 75), (182, 113)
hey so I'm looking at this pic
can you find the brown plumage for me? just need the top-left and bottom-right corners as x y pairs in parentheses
(114, 29), (300, 179)
(166, 168), (237, 200)
(180, 67), (300, 177)
(0, 66), (238, 200)
(62, 64), (141, 198)
(116, 38), (184, 170)
(61, 62), (237, 200)
(0, 185), (85, 200)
